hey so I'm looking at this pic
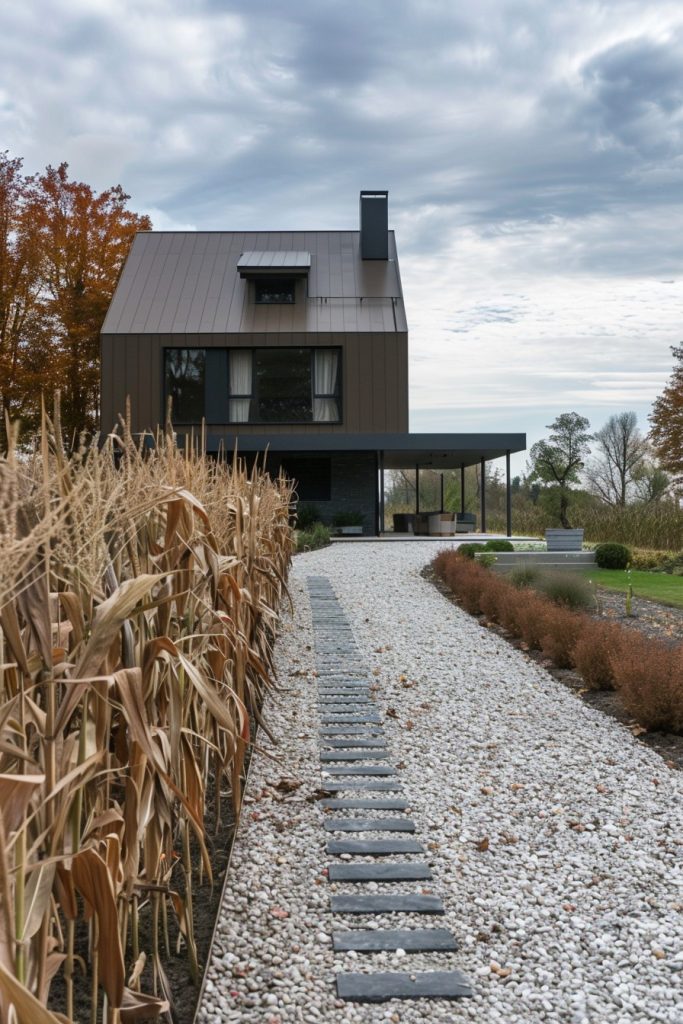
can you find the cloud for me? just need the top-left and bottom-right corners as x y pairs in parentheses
(1, 0), (683, 453)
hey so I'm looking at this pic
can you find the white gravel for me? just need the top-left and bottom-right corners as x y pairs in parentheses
(196, 541), (683, 1024)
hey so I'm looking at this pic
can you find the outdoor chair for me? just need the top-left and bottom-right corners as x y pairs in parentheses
(428, 512), (456, 536)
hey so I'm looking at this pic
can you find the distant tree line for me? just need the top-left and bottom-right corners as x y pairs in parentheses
(385, 344), (683, 547)
(0, 152), (150, 443)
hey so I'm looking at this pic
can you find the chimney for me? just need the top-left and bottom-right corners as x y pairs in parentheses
(359, 190), (388, 260)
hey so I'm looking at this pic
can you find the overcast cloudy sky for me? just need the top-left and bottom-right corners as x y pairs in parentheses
(3, 0), (682, 462)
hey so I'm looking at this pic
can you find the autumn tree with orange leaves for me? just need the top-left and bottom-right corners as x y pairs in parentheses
(0, 153), (151, 442)
(649, 343), (683, 480)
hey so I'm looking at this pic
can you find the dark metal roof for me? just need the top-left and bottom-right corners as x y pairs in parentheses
(195, 432), (527, 467)
(237, 250), (311, 276)
(102, 230), (406, 335)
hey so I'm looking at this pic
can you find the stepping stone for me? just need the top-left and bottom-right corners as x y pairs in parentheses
(320, 716), (382, 725)
(318, 690), (372, 698)
(319, 696), (373, 705)
(322, 765), (396, 776)
(324, 817), (415, 833)
(320, 751), (389, 762)
(327, 838), (424, 856)
(328, 862), (431, 882)
(336, 971), (473, 1002)
(333, 928), (455, 952)
(320, 703), (374, 714)
(322, 739), (387, 749)
(321, 798), (408, 810)
(331, 894), (444, 915)
(321, 726), (385, 736)
(322, 781), (403, 793)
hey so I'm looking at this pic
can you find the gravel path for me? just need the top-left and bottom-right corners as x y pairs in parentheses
(197, 541), (683, 1024)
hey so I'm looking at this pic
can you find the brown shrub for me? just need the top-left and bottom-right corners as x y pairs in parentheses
(539, 607), (585, 668)
(478, 575), (510, 623)
(571, 619), (622, 690)
(610, 633), (683, 732)
(513, 590), (553, 650)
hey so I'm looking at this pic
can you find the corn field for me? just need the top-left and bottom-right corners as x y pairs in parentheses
(0, 407), (295, 1023)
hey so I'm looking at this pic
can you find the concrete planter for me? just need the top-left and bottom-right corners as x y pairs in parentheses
(545, 528), (584, 552)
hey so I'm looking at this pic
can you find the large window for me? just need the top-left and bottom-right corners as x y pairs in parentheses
(229, 347), (340, 424)
(164, 346), (341, 425)
(165, 349), (205, 423)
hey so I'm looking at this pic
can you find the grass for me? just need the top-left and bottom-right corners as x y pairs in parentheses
(584, 568), (683, 609)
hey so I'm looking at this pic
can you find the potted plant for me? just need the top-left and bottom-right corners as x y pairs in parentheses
(332, 510), (364, 535)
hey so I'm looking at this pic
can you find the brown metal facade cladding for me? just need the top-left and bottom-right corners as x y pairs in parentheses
(101, 229), (408, 435)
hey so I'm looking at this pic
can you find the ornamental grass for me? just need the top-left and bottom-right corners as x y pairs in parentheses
(432, 550), (683, 734)
(0, 404), (295, 1023)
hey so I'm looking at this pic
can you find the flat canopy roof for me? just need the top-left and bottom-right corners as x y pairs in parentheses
(199, 431), (526, 468)
(237, 250), (311, 277)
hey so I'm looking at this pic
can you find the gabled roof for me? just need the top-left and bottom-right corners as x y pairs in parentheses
(102, 230), (406, 335)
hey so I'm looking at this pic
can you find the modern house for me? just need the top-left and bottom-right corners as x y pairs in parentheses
(100, 191), (525, 534)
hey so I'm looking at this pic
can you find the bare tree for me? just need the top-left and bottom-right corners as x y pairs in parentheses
(584, 411), (647, 506)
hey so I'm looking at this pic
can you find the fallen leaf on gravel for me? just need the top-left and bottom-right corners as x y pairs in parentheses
(475, 837), (490, 852)
(481, 786), (494, 795)
(476, 931), (490, 943)
(275, 778), (302, 793)
(399, 674), (407, 681)
(428, 841), (440, 851)
(596, 784), (608, 793)
(270, 907), (289, 919)
(490, 963), (512, 977)
(510, 783), (524, 792)
(562, 903), (576, 912)
(569, 822), (585, 832)
(396, 761), (406, 769)
(386, 708), (398, 718)
(420, 702), (431, 709)
(500, 832), (518, 845)
(372, 668), (381, 676)
(306, 789), (332, 802)
(628, 723), (647, 736)
(653, 949), (666, 959)
(405, 720), (414, 730)
(652, 778), (661, 786)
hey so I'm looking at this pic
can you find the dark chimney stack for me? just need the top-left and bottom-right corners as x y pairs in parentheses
(359, 190), (389, 260)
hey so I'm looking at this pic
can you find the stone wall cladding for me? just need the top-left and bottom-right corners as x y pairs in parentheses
(319, 454), (376, 533)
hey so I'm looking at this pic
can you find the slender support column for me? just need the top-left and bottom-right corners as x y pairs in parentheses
(480, 457), (486, 534)
(415, 463), (420, 515)
(440, 472), (444, 513)
(460, 464), (465, 515)
(379, 450), (385, 535)
(506, 449), (512, 538)
(374, 452), (380, 537)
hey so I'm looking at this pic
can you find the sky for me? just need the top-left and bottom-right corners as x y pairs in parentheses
(2, 0), (682, 472)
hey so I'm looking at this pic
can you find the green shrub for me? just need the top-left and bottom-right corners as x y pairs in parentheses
(508, 563), (542, 588)
(484, 539), (514, 552)
(629, 548), (683, 573)
(296, 503), (321, 531)
(477, 553), (497, 568)
(535, 571), (595, 611)
(457, 542), (486, 559)
(296, 522), (331, 552)
(595, 542), (631, 570)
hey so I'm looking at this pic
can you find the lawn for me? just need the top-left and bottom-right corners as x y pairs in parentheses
(583, 568), (683, 609)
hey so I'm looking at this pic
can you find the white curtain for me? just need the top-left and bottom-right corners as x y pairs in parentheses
(229, 350), (252, 422)
(313, 349), (339, 422)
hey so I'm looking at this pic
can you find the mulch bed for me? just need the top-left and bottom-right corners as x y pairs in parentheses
(425, 567), (683, 772)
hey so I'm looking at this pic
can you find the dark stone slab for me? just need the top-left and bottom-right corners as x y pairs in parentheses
(331, 894), (444, 915)
(321, 781), (403, 793)
(322, 765), (396, 776)
(333, 928), (455, 952)
(322, 739), (387, 749)
(320, 726), (385, 736)
(321, 798), (409, 810)
(320, 751), (389, 762)
(319, 696), (373, 705)
(320, 703), (373, 714)
(318, 690), (372, 698)
(336, 971), (473, 1002)
(327, 862), (432, 882)
(320, 716), (382, 725)
(324, 817), (415, 833)
(327, 838), (424, 855)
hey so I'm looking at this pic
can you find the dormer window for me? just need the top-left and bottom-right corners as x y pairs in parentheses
(254, 277), (295, 305)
